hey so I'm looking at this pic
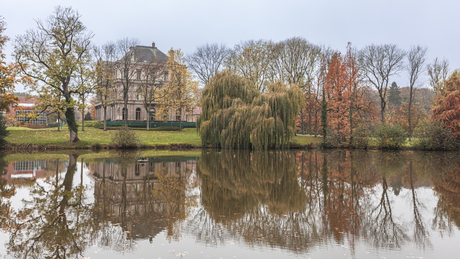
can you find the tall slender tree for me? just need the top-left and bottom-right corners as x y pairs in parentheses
(138, 56), (166, 130)
(94, 42), (117, 131)
(427, 58), (450, 95)
(431, 71), (460, 139)
(114, 38), (141, 127)
(162, 48), (199, 131)
(406, 45), (427, 141)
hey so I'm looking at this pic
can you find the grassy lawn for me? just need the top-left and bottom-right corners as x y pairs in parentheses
(292, 134), (323, 146)
(6, 126), (201, 148)
(7, 126), (369, 150)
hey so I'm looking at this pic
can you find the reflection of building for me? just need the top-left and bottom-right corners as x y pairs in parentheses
(2, 160), (47, 181)
(92, 156), (197, 239)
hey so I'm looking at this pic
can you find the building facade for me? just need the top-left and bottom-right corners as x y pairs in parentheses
(94, 43), (191, 123)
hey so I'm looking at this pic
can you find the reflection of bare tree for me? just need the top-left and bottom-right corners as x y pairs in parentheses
(362, 175), (409, 249)
(407, 156), (431, 249)
(6, 154), (99, 259)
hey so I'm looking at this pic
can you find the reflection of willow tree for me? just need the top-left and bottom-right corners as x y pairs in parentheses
(6, 154), (98, 259)
(362, 151), (410, 249)
(191, 150), (310, 251)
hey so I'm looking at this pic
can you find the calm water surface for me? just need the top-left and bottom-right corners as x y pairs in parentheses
(0, 150), (459, 259)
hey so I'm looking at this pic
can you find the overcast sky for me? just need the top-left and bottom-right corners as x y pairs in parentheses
(1, 0), (459, 91)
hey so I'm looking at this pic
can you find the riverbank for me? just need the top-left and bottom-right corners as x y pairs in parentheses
(4, 126), (429, 152)
(4, 126), (326, 151)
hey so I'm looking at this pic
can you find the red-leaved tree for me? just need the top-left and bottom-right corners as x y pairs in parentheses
(432, 71), (460, 138)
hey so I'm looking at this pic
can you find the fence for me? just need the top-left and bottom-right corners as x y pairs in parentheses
(105, 121), (196, 129)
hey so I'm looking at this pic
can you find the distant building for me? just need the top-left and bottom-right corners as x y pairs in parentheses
(94, 42), (194, 123)
(6, 96), (47, 127)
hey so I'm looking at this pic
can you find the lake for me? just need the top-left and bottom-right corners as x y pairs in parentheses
(0, 150), (459, 259)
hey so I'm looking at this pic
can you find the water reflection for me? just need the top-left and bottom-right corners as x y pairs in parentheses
(0, 150), (459, 258)
(192, 150), (460, 255)
(92, 153), (198, 243)
(4, 154), (95, 258)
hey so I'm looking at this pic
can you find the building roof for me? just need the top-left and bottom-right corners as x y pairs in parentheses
(131, 43), (168, 63)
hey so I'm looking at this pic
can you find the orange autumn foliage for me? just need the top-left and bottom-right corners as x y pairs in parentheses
(325, 53), (350, 139)
(432, 71), (460, 139)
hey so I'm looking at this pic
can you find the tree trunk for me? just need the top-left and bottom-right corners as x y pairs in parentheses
(408, 102), (412, 142)
(146, 104), (150, 131)
(81, 107), (85, 132)
(380, 100), (386, 123)
(300, 110), (304, 135)
(57, 112), (61, 132)
(65, 107), (80, 143)
(349, 98), (354, 145)
(103, 106), (107, 131)
(179, 108), (182, 131)
(124, 88), (129, 128)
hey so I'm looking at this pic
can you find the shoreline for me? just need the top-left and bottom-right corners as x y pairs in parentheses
(3, 142), (448, 153)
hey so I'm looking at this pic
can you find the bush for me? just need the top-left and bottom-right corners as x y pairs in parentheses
(374, 123), (406, 149)
(320, 130), (341, 149)
(351, 125), (370, 149)
(413, 119), (459, 151)
(0, 115), (9, 148)
(111, 128), (140, 149)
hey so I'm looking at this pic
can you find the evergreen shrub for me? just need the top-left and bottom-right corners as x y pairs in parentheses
(413, 119), (459, 151)
(374, 123), (406, 149)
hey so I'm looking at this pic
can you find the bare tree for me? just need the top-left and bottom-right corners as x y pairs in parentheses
(226, 40), (271, 91)
(114, 38), (141, 127)
(279, 37), (321, 134)
(427, 58), (450, 95)
(187, 43), (230, 86)
(280, 37), (321, 89)
(406, 45), (427, 141)
(94, 42), (117, 131)
(138, 57), (166, 130)
(358, 44), (406, 122)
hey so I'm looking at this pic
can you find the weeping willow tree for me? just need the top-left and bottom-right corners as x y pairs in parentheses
(198, 71), (303, 149)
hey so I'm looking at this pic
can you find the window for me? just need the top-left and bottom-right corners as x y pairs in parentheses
(137, 70), (141, 80)
(136, 108), (141, 121)
(15, 110), (47, 124)
(122, 108), (127, 121)
(136, 90), (141, 100)
(164, 73), (168, 81)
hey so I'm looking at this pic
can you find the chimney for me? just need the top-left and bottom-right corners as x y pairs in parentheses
(152, 42), (156, 48)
